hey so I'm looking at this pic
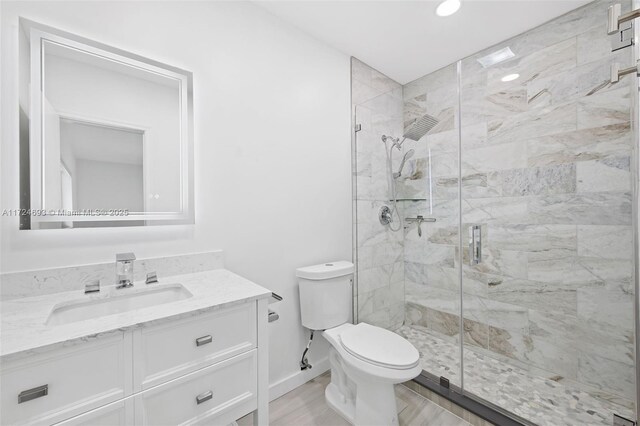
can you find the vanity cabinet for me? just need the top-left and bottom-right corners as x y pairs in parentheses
(0, 299), (269, 426)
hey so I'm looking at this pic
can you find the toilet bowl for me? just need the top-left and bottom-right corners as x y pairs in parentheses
(296, 262), (422, 426)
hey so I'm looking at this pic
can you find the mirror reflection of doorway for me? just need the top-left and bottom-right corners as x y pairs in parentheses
(59, 118), (145, 227)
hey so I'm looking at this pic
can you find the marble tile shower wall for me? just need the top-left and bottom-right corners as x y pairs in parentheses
(401, 0), (635, 402)
(352, 58), (406, 330)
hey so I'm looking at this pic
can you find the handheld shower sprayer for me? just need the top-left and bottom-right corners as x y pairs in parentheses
(394, 149), (415, 179)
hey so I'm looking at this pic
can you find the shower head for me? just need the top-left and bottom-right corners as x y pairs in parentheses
(393, 149), (415, 179)
(403, 114), (439, 141)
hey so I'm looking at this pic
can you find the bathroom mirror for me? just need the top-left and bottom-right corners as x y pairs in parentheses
(19, 19), (194, 229)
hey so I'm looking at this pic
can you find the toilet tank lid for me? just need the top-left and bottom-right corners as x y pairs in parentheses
(296, 261), (354, 280)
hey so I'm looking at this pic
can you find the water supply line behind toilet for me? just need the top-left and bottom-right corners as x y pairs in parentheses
(300, 330), (314, 370)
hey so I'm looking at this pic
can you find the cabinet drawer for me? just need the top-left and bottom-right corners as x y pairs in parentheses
(53, 398), (134, 426)
(134, 302), (256, 390)
(135, 350), (257, 426)
(0, 333), (128, 426)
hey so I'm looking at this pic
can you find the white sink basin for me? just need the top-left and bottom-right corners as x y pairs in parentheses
(46, 284), (193, 326)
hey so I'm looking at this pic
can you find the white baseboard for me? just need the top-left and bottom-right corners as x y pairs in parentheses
(268, 357), (330, 402)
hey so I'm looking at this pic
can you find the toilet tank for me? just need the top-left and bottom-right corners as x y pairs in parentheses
(297, 261), (354, 331)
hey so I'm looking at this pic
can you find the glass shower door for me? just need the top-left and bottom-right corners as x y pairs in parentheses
(458, 1), (637, 424)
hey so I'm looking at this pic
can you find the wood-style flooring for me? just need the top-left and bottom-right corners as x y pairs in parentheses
(237, 372), (470, 426)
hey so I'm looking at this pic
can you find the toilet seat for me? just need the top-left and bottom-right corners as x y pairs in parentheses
(339, 323), (419, 370)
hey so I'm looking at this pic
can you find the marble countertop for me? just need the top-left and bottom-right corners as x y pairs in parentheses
(0, 269), (271, 361)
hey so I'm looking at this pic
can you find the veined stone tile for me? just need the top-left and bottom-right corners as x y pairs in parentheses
(404, 94), (427, 129)
(371, 241), (404, 266)
(576, 155), (631, 193)
(527, 122), (631, 167)
(577, 225), (632, 260)
(528, 250), (631, 285)
(357, 262), (404, 294)
(430, 151), (459, 177)
(525, 335), (578, 381)
(578, 86), (631, 129)
(426, 84), (459, 115)
(429, 106), (457, 135)
(460, 268), (490, 297)
(461, 172), (502, 199)
(577, 25), (621, 66)
(352, 79), (384, 105)
(403, 64), (458, 100)
(463, 142), (527, 173)
(464, 247), (528, 280)
(487, 224), (577, 253)
(577, 283), (634, 329)
(526, 52), (627, 109)
(404, 241), (455, 267)
(488, 326), (532, 361)
(529, 309), (578, 344)
(576, 315), (634, 367)
(528, 192), (632, 225)
(487, 38), (577, 89)
(501, 163), (576, 197)
(352, 58), (373, 85)
(423, 224), (459, 245)
(485, 298), (529, 332)
(488, 277), (577, 315)
(425, 128), (459, 153)
(370, 67), (401, 95)
(462, 86), (528, 126)
(359, 308), (391, 329)
(463, 196), (529, 224)
(487, 102), (576, 146)
(578, 353), (635, 399)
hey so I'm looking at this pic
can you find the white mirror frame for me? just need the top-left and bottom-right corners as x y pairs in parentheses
(23, 18), (194, 228)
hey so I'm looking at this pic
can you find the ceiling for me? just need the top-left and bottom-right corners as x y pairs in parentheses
(257, 0), (593, 84)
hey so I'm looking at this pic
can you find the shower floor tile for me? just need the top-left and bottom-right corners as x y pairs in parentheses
(398, 325), (634, 426)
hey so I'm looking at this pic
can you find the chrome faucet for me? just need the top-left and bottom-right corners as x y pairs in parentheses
(115, 252), (136, 289)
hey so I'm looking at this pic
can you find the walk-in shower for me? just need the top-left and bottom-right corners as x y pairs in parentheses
(352, 1), (639, 425)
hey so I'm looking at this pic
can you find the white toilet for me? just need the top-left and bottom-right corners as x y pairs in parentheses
(297, 261), (422, 426)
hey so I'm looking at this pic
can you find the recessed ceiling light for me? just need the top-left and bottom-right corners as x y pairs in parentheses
(436, 0), (461, 17)
(501, 73), (520, 82)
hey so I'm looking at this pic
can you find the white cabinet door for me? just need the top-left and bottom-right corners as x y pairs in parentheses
(134, 303), (256, 391)
(53, 398), (134, 425)
(135, 350), (257, 426)
(0, 333), (129, 426)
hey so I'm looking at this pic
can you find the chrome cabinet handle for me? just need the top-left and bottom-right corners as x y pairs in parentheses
(18, 384), (48, 404)
(195, 335), (212, 347)
(196, 390), (213, 405)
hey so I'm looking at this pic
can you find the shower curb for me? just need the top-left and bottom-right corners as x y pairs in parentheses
(411, 372), (530, 426)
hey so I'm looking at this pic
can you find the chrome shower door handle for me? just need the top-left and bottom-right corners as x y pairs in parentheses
(469, 225), (482, 265)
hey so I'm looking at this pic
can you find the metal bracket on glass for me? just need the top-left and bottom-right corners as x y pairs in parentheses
(405, 216), (436, 237)
(608, 3), (640, 35)
(611, 60), (640, 83)
(469, 225), (482, 265)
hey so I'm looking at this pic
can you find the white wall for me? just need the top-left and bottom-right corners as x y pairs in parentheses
(1, 1), (351, 394)
(75, 159), (143, 211)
